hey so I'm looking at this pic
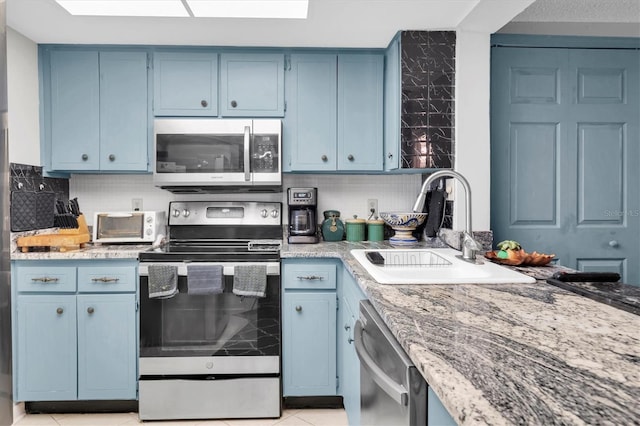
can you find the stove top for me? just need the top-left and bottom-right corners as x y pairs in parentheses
(139, 201), (283, 263)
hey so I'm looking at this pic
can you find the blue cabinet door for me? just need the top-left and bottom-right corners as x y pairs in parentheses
(337, 54), (384, 171)
(77, 294), (137, 400)
(284, 54), (338, 171)
(153, 52), (218, 116)
(46, 48), (150, 172)
(16, 295), (77, 401)
(220, 53), (285, 117)
(383, 35), (401, 170)
(49, 50), (100, 170)
(339, 268), (366, 426)
(283, 291), (337, 396)
(99, 51), (149, 171)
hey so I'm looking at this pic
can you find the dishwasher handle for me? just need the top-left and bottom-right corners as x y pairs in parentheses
(354, 319), (408, 406)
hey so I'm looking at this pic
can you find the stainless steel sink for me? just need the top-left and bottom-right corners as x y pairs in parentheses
(350, 248), (536, 284)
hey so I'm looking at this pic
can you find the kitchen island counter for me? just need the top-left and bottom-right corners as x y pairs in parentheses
(281, 241), (640, 425)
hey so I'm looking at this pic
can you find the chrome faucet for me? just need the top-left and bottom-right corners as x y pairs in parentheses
(412, 170), (483, 262)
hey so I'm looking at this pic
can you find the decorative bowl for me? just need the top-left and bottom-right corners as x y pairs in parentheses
(379, 212), (428, 246)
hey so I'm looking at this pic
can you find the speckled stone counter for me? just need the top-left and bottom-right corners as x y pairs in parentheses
(10, 231), (148, 260)
(281, 241), (640, 425)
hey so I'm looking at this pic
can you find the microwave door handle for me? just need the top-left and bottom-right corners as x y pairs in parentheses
(244, 125), (251, 182)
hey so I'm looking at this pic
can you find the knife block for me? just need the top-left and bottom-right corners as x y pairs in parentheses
(17, 214), (90, 252)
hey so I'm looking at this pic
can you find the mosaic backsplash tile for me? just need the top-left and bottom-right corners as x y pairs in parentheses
(400, 31), (456, 169)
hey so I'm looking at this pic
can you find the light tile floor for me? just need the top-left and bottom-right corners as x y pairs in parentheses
(12, 409), (349, 426)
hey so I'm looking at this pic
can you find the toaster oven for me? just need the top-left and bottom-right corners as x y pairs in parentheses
(93, 211), (166, 244)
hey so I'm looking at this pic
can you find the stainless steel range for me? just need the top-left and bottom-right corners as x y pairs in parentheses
(137, 201), (282, 421)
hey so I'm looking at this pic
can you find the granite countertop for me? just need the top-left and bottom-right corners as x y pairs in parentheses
(281, 241), (640, 425)
(10, 230), (148, 260)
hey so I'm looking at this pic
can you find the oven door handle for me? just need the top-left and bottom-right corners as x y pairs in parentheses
(244, 125), (251, 182)
(139, 262), (280, 277)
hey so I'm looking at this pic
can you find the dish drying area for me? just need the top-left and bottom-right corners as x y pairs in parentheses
(351, 248), (536, 284)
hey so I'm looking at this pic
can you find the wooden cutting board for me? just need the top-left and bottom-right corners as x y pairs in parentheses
(17, 214), (90, 252)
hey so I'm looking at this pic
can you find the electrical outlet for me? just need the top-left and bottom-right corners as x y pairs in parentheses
(367, 199), (378, 217)
(132, 198), (143, 211)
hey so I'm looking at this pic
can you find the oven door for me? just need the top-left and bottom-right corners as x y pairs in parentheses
(138, 261), (280, 376)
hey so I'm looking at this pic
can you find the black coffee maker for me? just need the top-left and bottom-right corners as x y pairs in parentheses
(287, 187), (319, 244)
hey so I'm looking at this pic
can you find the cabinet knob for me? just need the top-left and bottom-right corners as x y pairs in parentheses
(321, 155), (328, 162)
(347, 154), (354, 161)
(108, 154), (115, 161)
(388, 152), (393, 159)
(87, 307), (94, 314)
(609, 240), (619, 248)
(347, 337), (354, 344)
(344, 324), (350, 331)
(82, 154), (88, 161)
(295, 305), (302, 312)
(201, 100), (208, 107)
(56, 307), (64, 315)
(231, 100), (238, 108)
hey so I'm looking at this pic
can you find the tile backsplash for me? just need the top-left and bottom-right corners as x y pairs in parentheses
(69, 173), (425, 226)
(400, 31), (456, 169)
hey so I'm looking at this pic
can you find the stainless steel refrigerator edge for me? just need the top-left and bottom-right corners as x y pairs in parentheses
(0, 0), (11, 424)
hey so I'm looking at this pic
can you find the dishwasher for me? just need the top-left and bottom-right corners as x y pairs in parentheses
(355, 300), (427, 426)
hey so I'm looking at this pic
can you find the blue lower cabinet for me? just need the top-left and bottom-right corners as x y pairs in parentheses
(16, 295), (78, 401)
(77, 294), (137, 400)
(12, 260), (138, 402)
(339, 267), (366, 426)
(282, 260), (338, 396)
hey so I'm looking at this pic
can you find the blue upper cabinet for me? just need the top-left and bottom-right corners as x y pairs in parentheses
(383, 35), (401, 170)
(153, 52), (218, 116)
(284, 54), (338, 171)
(49, 50), (101, 171)
(284, 52), (383, 172)
(42, 47), (150, 173)
(337, 53), (384, 171)
(99, 51), (150, 171)
(219, 53), (285, 117)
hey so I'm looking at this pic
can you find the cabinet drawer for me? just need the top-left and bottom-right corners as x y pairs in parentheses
(78, 266), (136, 293)
(16, 266), (77, 293)
(283, 263), (336, 290)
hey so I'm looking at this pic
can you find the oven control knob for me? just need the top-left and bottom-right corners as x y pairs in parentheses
(206, 362), (213, 369)
(182, 209), (190, 218)
(146, 229), (153, 236)
(260, 209), (268, 218)
(146, 216), (153, 223)
(172, 209), (181, 218)
(270, 209), (279, 218)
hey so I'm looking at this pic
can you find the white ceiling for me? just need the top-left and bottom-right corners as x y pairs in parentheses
(7, 0), (640, 48)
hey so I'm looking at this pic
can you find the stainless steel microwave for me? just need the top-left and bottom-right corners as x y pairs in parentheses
(153, 119), (282, 193)
(93, 211), (166, 244)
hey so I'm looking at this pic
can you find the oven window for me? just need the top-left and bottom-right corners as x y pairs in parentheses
(96, 213), (143, 239)
(139, 274), (280, 357)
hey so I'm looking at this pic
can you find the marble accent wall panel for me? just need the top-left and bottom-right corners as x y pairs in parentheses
(400, 31), (456, 169)
(10, 163), (69, 231)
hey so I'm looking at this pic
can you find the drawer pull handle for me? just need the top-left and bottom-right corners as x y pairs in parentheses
(56, 308), (64, 315)
(295, 305), (302, 312)
(296, 275), (324, 281)
(91, 277), (120, 283)
(87, 307), (95, 314)
(32, 277), (59, 283)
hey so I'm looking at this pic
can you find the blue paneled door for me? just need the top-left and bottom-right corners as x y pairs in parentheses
(491, 47), (640, 285)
